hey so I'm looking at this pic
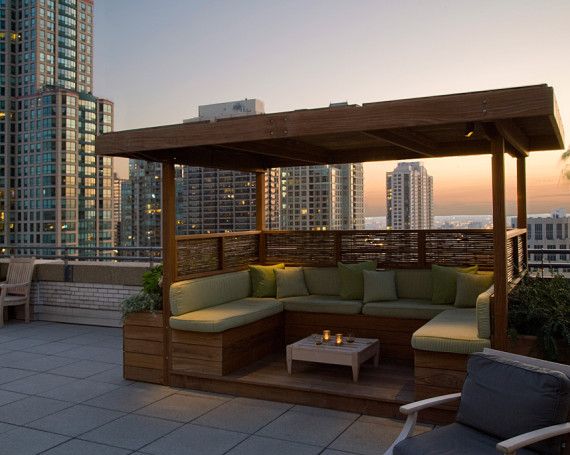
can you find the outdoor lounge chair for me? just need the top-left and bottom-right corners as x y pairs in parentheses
(385, 348), (570, 454)
(0, 257), (36, 327)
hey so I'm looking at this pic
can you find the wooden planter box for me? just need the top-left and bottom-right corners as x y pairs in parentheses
(508, 335), (570, 364)
(123, 311), (165, 384)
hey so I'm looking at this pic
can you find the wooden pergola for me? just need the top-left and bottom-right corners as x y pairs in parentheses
(97, 84), (564, 384)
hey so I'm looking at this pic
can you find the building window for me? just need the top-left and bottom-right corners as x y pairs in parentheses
(546, 224), (554, 240)
(535, 224), (543, 240)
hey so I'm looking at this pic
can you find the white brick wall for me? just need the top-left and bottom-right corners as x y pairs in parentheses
(30, 281), (142, 327)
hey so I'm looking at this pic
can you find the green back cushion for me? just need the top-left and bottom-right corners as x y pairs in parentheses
(338, 261), (377, 300)
(275, 267), (309, 299)
(395, 269), (432, 299)
(363, 270), (397, 303)
(432, 264), (478, 304)
(455, 272), (494, 308)
(249, 263), (285, 297)
(303, 267), (340, 296)
(169, 270), (251, 316)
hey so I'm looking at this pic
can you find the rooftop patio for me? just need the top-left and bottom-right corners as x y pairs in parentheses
(0, 320), (433, 455)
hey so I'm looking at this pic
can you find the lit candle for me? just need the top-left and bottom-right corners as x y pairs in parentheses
(335, 333), (343, 346)
(323, 330), (331, 343)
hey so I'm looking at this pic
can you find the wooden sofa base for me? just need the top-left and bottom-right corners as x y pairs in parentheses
(285, 311), (427, 364)
(414, 349), (468, 407)
(171, 313), (284, 376)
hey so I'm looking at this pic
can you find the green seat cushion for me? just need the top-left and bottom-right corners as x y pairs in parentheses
(275, 267), (309, 299)
(338, 261), (377, 300)
(280, 295), (362, 314)
(303, 267), (340, 296)
(169, 270), (251, 316)
(395, 269), (432, 299)
(363, 270), (397, 303)
(249, 263), (285, 297)
(431, 264), (478, 304)
(455, 272), (494, 308)
(362, 299), (454, 319)
(169, 298), (283, 332)
(412, 309), (491, 354)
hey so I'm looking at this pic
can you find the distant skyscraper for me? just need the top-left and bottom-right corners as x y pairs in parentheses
(516, 209), (570, 273)
(386, 162), (433, 230)
(279, 164), (364, 230)
(112, 172), (126, 246)
(0, 0), (114, 253)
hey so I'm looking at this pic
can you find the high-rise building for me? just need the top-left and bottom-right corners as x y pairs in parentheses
(386, 162), (433, 230)
(112, 172), (126, 246)
(1, 0), (114, 253)
(279, 164), (364, 230)
(515, 209), (570, 274)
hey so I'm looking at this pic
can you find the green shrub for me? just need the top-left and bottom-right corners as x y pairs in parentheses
(121, 265), (163, 317)
(509, 274), (570, 361)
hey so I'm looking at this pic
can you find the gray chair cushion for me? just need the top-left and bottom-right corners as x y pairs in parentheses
(394, 423), (537, 455)
(457, 352), (570, 454)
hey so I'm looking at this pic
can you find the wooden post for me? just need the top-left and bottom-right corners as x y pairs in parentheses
(161, 161), (176, 385)
(256, 171), (266, 231)
(516, 157), (527, 229)
(491, 139), (508, 350)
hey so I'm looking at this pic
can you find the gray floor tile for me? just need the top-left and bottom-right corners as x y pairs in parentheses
(227, 435), (322, 455)
(86, 365), (133, 385)
(320, 450), (360, 455)
(8, 354), (78, 372)
(141, 423), (247, 455)
(39, 379), (120, 403)
(0, 426), (69, 455)
(84, 384), (175, 412)
(329, 415), (433, 455)
(0, 350), (45, 366)
(41, 438), (131, 455)
(0, 337), (46, 351)
(194, 397), (292, 433)
(0, 388), (27, 406)
(0, 395), (71, 425)
(0, 421), (18, 434)
(0, 367), (36, 384)
(80, 413), (180, 450)
(21, 342), (77, 355)
(0, 372), (77, 395)
(256, 406), (358, 446)
(48, 359), (116, 378)
(27, 404), (125, 437)
(135, 392), (227, 422)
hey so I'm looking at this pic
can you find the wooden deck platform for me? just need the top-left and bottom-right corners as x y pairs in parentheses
(170, 353), (456, 424)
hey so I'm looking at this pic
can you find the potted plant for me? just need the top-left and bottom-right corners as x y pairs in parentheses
(122, 265), (165, 384)
(508, 273), (570, 362)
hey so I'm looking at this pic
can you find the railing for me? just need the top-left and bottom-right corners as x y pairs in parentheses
(173, 229), (530, 282)
(528, 248), (570, 272)
(0, 246), (162, 265)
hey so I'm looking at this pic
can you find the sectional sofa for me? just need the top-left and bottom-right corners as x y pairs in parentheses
(168, 266), (493, 395)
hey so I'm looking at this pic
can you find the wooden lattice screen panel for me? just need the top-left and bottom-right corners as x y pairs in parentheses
(175, 231), (260, 281)
(339, 231), (419, 267)
(424, 230), (495, 270)
(506, 229), (527, 283)
(264, 231), (337, 266)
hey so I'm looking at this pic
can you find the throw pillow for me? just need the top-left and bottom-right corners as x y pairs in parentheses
(275, 267), (309, 299)
(249, 263), (285, 297)
(455, 272), (494, 308)
(431, 264), (478, 304)
(338, 261), (377, 300)
(363, 270), (397, 303)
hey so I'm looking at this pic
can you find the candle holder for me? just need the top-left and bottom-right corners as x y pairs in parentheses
(347, 333), (355, 343)
(323, 330), (331, 343)
(313, 334), (322, 345)
(335, 333), (343, 346)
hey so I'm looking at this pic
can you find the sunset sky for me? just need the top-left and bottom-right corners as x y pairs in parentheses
(94, 0), (570, 216)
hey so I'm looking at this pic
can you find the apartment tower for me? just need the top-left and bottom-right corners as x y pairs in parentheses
(1, 0), (114, 253)
(386, 162), (433, 230)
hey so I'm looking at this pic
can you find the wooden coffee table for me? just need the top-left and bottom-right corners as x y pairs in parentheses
(286, 335), (380, 382)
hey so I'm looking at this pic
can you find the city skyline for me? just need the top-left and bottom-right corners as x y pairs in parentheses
(94, 0), (570, 217)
